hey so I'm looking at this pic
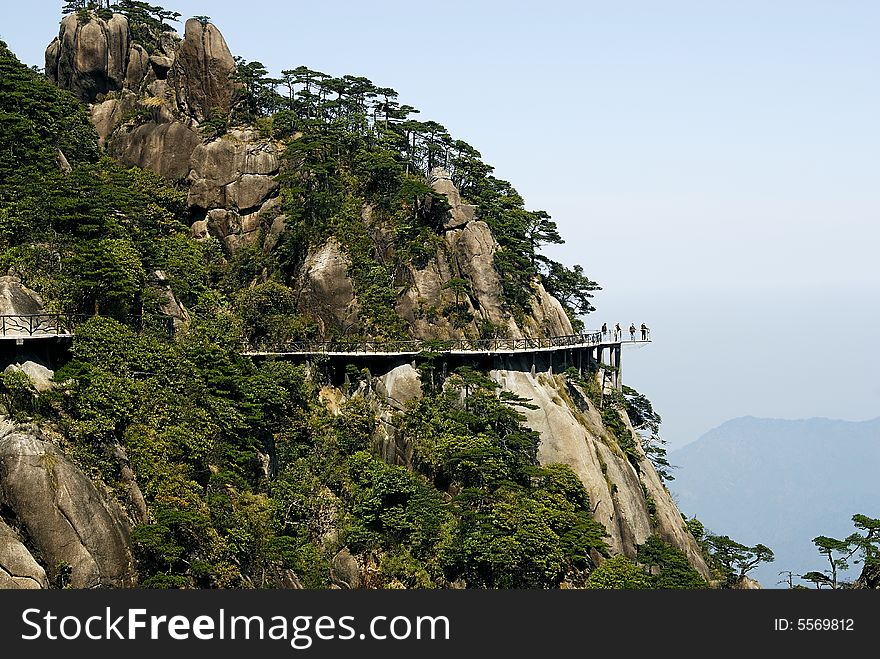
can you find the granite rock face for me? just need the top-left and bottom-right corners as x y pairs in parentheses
(311, 172), (573, 341)
(168, 19), (238, 123)
(185, 129), (283, 251)
(45, 13), (130, 103)
(108, 120), (202, 180)
(47, 13), (282, 254)
(0, 275), (45, 316)
(429, 167), (476, 229)
(187, 132), (281, 208)
(0, 519), (47, 589)
(489, 368), (710, 578)
(3, 361), (56, 393)
(298, 238), (360, 336)
(0, 424), (136, 588)
(47, 10), (189, 173)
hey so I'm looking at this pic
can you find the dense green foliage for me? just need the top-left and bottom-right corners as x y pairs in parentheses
(584, 555), (652, 589)
(0, 25), (714, 590)
(219, 58), (602, 332)
(635, 536), (709, 589)
(36, 315), (609, 588)
(0, 42), (99, 192)
(1, 41), (198, 319)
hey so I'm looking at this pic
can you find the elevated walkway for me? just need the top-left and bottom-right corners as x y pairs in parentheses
(242, 331), (650, 358)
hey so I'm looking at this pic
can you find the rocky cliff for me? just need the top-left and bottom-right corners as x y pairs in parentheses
(298, 168), (573, 341)
(362, 360), (710, 579)
(46, 12), (280, 250)
(492, 368), (708, 574)
(33, 9), (712, 586)
(44, 11), (568, 343)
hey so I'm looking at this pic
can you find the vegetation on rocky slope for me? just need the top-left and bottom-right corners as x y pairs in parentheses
(1, 38), (612, 587)
(0, 4), (823, 589)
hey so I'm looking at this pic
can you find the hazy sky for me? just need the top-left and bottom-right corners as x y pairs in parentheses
(3, 1), (878, 448)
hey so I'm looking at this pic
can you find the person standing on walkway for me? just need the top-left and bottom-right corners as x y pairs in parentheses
(640, 323), (649, 340)
(601, 322), (608, 338)
(629, 323), (636, 341)
(614, 323), (621, 341)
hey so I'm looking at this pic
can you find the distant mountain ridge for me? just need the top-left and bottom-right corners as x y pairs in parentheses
(670, 416), (880, 588)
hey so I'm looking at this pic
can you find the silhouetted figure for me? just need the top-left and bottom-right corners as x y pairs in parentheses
(641, 323), (649, 340)
(601, 322), (608, 338)
(629, 323), (636, 340)
(614, 323), (621, 341)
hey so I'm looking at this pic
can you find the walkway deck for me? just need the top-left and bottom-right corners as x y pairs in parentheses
(0, 314), (651, 367)
(242, 331), (651, 358)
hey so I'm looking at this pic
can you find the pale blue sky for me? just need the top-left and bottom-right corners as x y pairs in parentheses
(4, 1), (879, 447)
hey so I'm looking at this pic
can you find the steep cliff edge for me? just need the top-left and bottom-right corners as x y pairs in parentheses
(491, 369), (709, 576)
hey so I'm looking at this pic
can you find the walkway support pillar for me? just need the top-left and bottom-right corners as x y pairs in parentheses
(613, 345), (622, 390)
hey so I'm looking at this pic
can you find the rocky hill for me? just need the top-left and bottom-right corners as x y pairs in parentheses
(0, 6), (711, 589)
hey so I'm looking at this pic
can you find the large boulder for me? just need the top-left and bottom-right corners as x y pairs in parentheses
(186, 129), (282, 253)
(3, 361), (55, 393)
(0, 519), (47, 589)
(263, 214), (287, 253)
(430, 167), (476, 229)
(330, 548), (362, 589)
(125, 43), (151, 90)
(374, 364), (423, 466)
(375, 363), (422, 411)
(299, 239), (360, 335)
(169, 19), (237, 122)
(46, 13), (130, 103)
(108, 121), (202, 180)
(0, 425), (136, 588)
(90, 91), (140, 146)
(0, 275), (45, 316)
(187, 129), (281, 211)
(201, 197), (282, 253)
(152, 270), (190, 330)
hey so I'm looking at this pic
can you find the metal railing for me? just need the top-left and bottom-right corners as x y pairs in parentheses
(0, 314), (87, 337)
(0, 314), (174, 338)
(246, 330), (650, 355)
(0, 314), (650, 355)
